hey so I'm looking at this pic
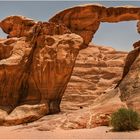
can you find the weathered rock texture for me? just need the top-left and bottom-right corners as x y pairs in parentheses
(0, 16), (83, 125)
(13, 44), (127, 130)
(116, 45), (140, 112)
(62, 44), (127, 111)
(0, 3), (140, 126)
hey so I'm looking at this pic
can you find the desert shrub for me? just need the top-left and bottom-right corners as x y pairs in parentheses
(110, 108), (140, 131)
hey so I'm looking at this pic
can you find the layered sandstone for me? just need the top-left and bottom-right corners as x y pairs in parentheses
(62, 44), (127, 111)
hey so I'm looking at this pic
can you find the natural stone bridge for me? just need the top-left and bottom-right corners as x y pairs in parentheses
(0, 4), (140, 125)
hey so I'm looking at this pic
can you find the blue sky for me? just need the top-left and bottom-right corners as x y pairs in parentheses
(0, 1), (140, 51)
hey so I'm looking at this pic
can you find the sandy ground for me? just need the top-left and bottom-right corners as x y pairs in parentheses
(0, 126), (140, 139)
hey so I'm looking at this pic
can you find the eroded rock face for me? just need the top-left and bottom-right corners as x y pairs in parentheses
(48, 4), (140, 128)
(62, 45), (127, 111)
(116, 46), (140, 111)
(114, 20), (140, 111)
(0, 16), (35, 38)
(0, 16), (83, 125)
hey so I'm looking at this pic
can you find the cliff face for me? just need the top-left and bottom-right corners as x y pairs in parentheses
(0, 16), (83, 125)
(62, 44), (127, 111)
(117, 46), (140, 111)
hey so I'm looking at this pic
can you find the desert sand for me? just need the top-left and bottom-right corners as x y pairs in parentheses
(0, 126), (140, 139)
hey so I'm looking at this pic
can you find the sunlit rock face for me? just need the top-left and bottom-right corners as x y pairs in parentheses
(0, 16), (83, 125)
(62, 45), (127, 111)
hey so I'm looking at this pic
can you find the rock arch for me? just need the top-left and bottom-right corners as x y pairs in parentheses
(49, 4), (140, 47)
(0, 4), (140, 125)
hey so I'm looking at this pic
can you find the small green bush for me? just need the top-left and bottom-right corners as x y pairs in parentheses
(110, 108), (140, 131)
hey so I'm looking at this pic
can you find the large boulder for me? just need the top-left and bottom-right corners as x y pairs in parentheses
(0, 16), (83, 125)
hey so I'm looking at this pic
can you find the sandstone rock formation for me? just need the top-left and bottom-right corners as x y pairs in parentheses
(49, 4), (140, 47)
(0, 16), (83, 125)
(110, 19), (140, 112)
(49, 4), (140, 128)
(0, 3), (140, 126)
(118, 47), (140, 111)
(0, 16), (35, 38)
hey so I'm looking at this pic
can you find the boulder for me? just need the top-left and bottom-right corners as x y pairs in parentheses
(0, 16), (83, 125)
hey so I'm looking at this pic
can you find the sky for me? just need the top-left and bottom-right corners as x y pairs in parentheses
(0, 1), (140, 51)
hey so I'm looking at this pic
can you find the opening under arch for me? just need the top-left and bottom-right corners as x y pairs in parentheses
(0, 28), (7, 39)
(93, 21), (140, 52)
